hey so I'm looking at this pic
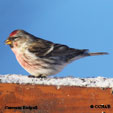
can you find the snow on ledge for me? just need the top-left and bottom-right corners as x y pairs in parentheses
(0, 74), (113, 88)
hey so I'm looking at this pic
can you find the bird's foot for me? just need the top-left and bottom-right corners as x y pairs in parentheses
(28, 75), (47, 78)
(36, 74), (47, 78)
(28, 75), (36, 78)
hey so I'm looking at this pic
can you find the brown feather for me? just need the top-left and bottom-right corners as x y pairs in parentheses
(88, 52), (108, 56)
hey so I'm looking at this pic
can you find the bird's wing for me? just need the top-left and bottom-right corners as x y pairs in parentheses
(28, 39), (54, 56)
(28, 38), (88, 59)
(46, 43), (88, 57)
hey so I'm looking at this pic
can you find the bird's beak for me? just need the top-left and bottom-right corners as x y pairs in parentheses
(5, 39), (12, 45)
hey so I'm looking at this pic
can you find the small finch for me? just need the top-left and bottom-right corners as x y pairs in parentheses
(5, 30), (108, 78)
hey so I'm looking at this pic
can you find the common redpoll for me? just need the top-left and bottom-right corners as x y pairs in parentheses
(5, 30), (108, 78)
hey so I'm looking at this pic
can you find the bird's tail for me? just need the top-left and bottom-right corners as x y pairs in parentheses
(88, 52), (108, 56)
(66, 49), (108, 63)
(70, 51), (108, 62)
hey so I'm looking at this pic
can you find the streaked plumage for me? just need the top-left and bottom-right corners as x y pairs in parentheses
(5, 30), (108, 78)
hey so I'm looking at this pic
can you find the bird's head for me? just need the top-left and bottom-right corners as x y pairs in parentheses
(5, 30), (34, 48)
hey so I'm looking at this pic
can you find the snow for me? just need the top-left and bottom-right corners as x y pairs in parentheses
(0, 74), (113, 88)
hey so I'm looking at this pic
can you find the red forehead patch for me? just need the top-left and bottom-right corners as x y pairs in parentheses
(9, 30), (18, 36)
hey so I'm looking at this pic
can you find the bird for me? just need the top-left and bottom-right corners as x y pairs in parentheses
(5, 30), (108, 78)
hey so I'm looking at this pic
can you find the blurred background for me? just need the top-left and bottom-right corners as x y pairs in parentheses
(0, 0), (113, 78)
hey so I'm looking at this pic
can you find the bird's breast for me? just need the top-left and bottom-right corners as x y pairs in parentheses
(11, 47), (68, 76)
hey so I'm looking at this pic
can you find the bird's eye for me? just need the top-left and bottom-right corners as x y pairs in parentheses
(14, 37), (18, 39)
(14, 37), (20, 41)
(12, 37), (19, 40)
(10, 37), (19, 41)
